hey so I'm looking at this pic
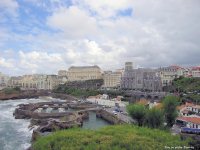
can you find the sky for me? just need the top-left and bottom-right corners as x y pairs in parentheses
(0, 0), (200, 76)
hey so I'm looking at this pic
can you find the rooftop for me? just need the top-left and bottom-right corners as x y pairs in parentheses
(69, 65), (100, 69)
(176, 116), (200, 125)
(177, 102), (194, 111)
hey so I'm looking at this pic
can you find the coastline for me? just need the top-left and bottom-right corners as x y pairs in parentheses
(0, 90), (78, 101)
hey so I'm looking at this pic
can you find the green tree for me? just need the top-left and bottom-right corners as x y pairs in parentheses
(127, 104), (146, 126)
(162, 95), (179, 127)
(145, 107), (164, 128)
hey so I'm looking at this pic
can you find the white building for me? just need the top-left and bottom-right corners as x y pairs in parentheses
(191, 67), (200, 77)
(176, 116), (200, 129)
(87, 95), (128, 107)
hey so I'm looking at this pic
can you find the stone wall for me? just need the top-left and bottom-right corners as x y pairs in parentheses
(96, 109), (126, 124)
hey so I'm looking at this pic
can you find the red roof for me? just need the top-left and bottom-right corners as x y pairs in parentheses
(177, 116), (200, 125)
(182, 109), (189, 114)
(177, 102), (194, 110)
(192, 66), (200, 70)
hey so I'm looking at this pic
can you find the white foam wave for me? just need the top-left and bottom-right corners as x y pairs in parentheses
(0, 98), (52, 150)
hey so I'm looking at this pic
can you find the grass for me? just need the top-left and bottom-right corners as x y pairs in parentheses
(33, 125), (190, 150)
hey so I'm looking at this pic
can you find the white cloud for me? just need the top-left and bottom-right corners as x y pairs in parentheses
(0, 57), (14, 68)
(1, 0), (200, 75)
(73, 0), (132, 18)
(47, 6), (97, 38)
(17, 51), (66, 74)
(0, 0), (18, 16)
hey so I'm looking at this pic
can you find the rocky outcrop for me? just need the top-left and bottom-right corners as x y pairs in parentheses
(0, 90), (78, 101)
(0, 90), (49, 100)
(49, 93), (78, 101)
(31, 112), (89, 142)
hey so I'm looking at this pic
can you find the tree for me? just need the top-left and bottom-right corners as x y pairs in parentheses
(162, 95), (179, 127)
(145, 108), (164, 128)
(127, 104), (146, 126)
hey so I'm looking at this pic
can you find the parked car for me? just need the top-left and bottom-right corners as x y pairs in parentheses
(112, 111), (117, 115)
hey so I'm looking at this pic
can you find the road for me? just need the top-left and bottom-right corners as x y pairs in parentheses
(104, 106), (135, 123)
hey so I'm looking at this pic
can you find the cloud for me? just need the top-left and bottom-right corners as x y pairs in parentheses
(1, 0), (200, 75)
(17, 51), (66, 74)
(47, 6), (97, 38)
(73, 0), (132, 18)
(0, 0), (18, 16)
(0, 57), (14, 68)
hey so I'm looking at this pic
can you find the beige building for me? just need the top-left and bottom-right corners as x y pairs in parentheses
(191, 67), (200, 77)
(102, 70), (122, 88)
(8, 74), (65, 90)
(67, 65), (102, 81)
(159, 66), (182, 86)
(22, 75), (63, 90)
(8, 76), (22, 88)
(58, 70), (67, 76)
(0, 72), (10, 89)
(159, 65), (191, 86)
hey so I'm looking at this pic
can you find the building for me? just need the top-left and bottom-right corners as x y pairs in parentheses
(125, 62), (133, 71)
(58, 70), (68, 77)
(67, 65), (102, 81)
(87, 94), (128, 107)
(102, 70), (122, 89)
(176, 116), (200, 129)
(121, 62), (162, 91)
(8, 76), (23, 88)
(159, 65), (191, 86)
(8, 74), (64, 90)
(0, 72), (10, 89)
(21, 75), (37, 89)
(191, 67), (200, 77)
(159, 66), (180, 86)
(24, 75), (62, 90)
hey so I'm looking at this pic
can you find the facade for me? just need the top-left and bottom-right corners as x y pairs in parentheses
(102, 70), (122, 88)
(58, 70), (67, 76)
(159, 65), (191, 86)
(159, 66), (180, 86)
(8, 76), (23, 88)
(0, 72), (10, 89)
(87, 94), (128, 107)
(125, 62), (133, 71)
(176, 116), (200, 129)
(191, 67), (200, 77)
(8, 74), (64, 90)
(67, 65), (102, 81)
(121, 63), (162, 91)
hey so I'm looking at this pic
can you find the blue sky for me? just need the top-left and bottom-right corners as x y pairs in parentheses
(0, 0), (200, 76)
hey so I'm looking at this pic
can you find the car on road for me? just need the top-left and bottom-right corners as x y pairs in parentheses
(112, 111), (118, 115)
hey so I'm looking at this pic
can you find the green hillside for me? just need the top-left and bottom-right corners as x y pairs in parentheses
(33, 125), (189, 150)
(172, 77), (200, 104)
(173, 77), (200, 92)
